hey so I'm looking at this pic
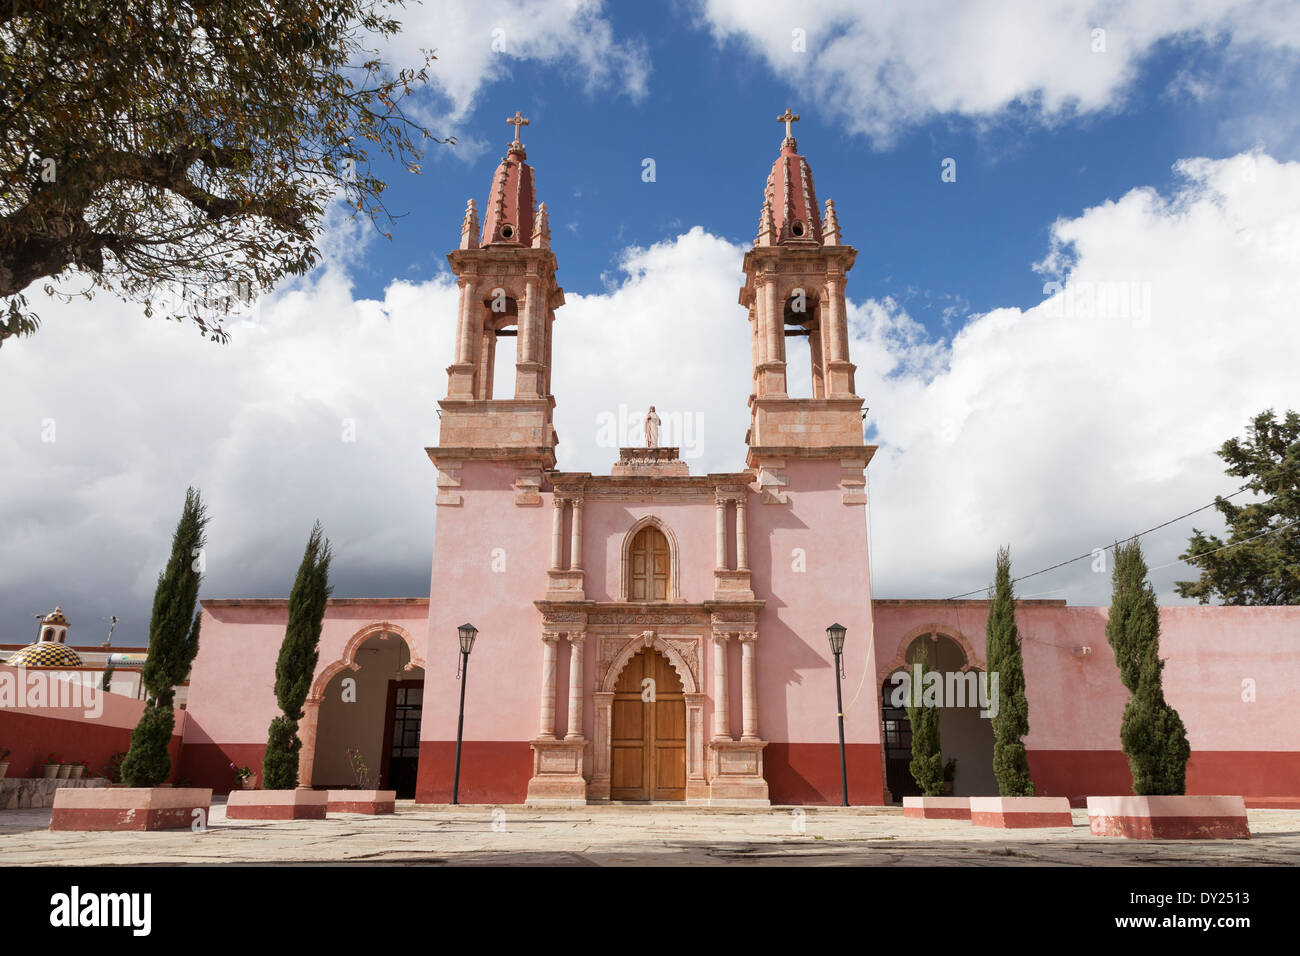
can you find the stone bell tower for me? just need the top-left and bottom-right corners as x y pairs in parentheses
(740, 110), (870, 505)
(431, 111), (565, 505)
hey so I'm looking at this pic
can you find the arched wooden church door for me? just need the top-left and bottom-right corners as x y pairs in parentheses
(610, 648), (685, 800)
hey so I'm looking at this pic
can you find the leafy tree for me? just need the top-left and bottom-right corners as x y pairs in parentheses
(906, 643), (945, 797)
(1177, 409), (1300, 605)
(262, 522), (333, 789)
(985, 546), (1035, 796)
(120, 487), (207, 787)
(1, 0), (451, 346)
(1107, 538), (1191, 795)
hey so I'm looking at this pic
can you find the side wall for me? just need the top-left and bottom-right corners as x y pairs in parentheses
(872, 603), (1300, 804)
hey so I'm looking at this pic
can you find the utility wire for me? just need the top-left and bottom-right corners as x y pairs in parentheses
(943, 484), (1253, 600)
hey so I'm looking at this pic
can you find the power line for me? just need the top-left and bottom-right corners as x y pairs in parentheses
(943, 484), (1252, 600)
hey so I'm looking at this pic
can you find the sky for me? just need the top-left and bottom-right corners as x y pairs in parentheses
(3, 0), (1300, 645)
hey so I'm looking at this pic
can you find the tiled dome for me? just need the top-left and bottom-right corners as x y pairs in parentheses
(7, 641), (83, 667)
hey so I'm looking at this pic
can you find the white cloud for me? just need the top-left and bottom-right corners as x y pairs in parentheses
(694, 0), (1300, 144)
(385, 0), (649, 156)
(2, 151), (1297, 639)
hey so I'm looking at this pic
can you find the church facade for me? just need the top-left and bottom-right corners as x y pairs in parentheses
(175, 115), (1300, 807)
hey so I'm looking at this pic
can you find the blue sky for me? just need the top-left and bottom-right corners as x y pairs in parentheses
(4, 1), (1300, 640)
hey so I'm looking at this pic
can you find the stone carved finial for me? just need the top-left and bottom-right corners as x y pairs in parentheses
(777, 107), (800, 146)
(756, 198), (775, 247)
(823, 198), (840, 246)
(460, 198), (480, 250)
(532, 201), (550, 249)
(507, 110), (530, 152)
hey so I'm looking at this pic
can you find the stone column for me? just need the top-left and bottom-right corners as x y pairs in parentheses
(736, 496), (749, 571)
(456, 278), (477, 364)
(565, 632), (585, 740)
(740, 632), (759, 740)
(764, 276), (783, 366)
(520, 275), (538, 364)
(714, 495), (727, 570)
(550, 495), (564, 570)
(712, 633), (731, 741)
(296, 696), (321, 788)
(538, 633), (559, 738)
(571, 497), (584, 571)
(824, 275), (846, 362)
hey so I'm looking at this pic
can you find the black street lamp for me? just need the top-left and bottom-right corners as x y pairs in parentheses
(826, 622), (849, 806)
(451, 622), (478, 806)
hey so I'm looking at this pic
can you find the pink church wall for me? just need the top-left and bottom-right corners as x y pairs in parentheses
(418, 462), (552, 803)
(179, 599), (428, 792)
(871, 602), (1300, 804)
(0, 663), (184, 780)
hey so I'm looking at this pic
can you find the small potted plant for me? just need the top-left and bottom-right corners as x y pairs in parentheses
(103, 751), (127, 787)
(69, 760), (85, 781)
(0, 747), (10, 781)
(346, 749), (371, 790)
(942, 758), (957, 796)
(44, 752), (64, 780)
(230, 763), (255, 790)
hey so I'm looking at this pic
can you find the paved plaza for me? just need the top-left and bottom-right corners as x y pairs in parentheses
(1, 802), (1298, 866)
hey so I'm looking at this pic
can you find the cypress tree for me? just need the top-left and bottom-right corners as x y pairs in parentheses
(121, 487), (208, 787)
(906, 643), (945, 796)
(985, 546), (1035, 796)
(1107, 538), (1191, 794)
(262, 522), (333, 790)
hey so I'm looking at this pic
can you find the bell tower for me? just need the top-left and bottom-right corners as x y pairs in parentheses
(740, 110), (870, 504)
(430, 112), (565, 504)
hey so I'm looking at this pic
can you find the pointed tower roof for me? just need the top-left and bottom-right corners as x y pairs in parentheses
(481, 110), (538, 248)
(760, 109), (823, 246)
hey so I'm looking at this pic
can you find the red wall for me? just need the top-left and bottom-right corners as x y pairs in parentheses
(0, 708), (182, 781)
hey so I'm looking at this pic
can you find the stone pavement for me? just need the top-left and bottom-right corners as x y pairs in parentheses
(1, 802), (1298, 866)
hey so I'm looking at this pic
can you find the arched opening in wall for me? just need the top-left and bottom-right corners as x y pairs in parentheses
(783, 290), (821, 398)
(627, 526), (670, 601)
(314, 632), (425, 797)
(610, 647), (685, 801)
(481, 290), (519, 399)
(879, 634), (996, 802)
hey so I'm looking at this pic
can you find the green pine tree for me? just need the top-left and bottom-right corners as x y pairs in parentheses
(1176, 409), (1300, 605)
(121, 487), (208, 787)
(906, 644), (945, 797)
(985, 546), (1035, 796)
(262, 522), (333, 790)
(1107, 538), (1191, 795)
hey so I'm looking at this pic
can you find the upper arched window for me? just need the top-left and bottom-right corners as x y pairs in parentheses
(628, 526), (670, 602)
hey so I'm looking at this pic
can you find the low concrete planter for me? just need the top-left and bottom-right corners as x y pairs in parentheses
(902, 796), (970, 820)
(50, 787), (211, 831)
(970, 796), (1073, 828)
(226, 788), (328, 820)
(1087, 795), (1250, 839)
(326, 790), (397, 815)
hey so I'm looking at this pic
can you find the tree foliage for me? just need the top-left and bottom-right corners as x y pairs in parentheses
(906, 643), (945, 797)
(985, 546), (1035, 796)
(121, 486), (208, 787)
(1107, 538), (1191, 795)
(1176, 409), (1300, 605)
(1, 0), (449, 346)
(262, 521), (333, 790)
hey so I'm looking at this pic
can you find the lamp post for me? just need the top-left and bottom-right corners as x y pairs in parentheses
(826, 623), (849, 806)
(451, 622), (478, 805)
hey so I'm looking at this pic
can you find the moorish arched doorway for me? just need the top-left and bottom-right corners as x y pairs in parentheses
(610, 647), (686, 801)
(879, 631), (996, 801)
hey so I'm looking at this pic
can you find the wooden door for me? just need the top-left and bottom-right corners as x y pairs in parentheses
(628, 527), (670, 601)
(610, 649), (685, 800)
(381, 680), (424, 798)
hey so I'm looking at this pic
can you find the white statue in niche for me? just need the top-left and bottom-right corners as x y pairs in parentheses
(644, 405), (661, 448)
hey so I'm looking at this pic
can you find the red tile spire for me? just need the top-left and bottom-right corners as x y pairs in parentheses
(481, 111), (538, 247)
